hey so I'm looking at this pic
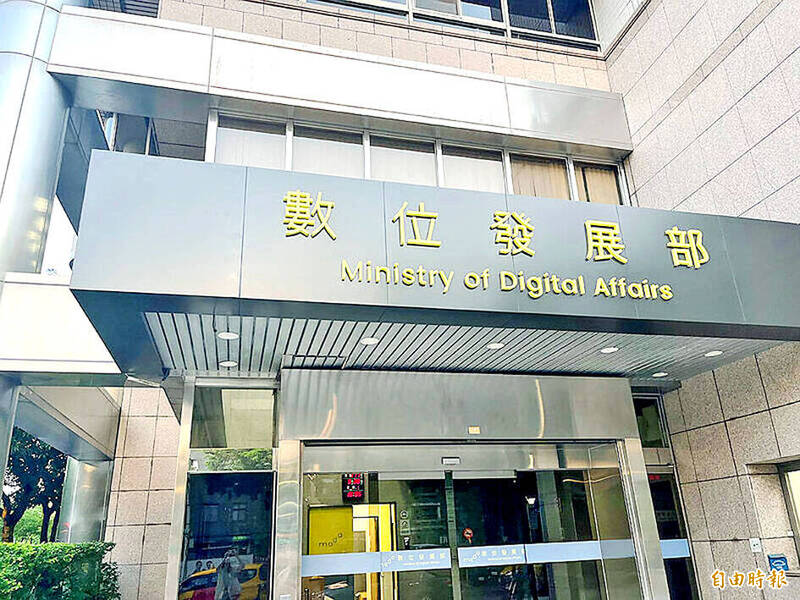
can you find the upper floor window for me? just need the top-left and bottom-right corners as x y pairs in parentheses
(575, 162), (622, 205)
(207, 115), (626, 203)
(215, 117), (285, 170)
(370, 136), (437, 186)
(441, 146), (505, 193)
(315, 0), (597, 45)
(510, 154), (570, 201)
(293, 126), (364, 179)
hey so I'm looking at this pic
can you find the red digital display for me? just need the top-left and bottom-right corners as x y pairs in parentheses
(342, 473), (365, 503)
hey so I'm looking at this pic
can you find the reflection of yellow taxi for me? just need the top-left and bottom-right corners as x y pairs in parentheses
(178, 563), (270, 600)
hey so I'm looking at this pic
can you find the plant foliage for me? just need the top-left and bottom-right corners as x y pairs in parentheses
(203, 448), (273, 471)
(0, 542), (119, 600)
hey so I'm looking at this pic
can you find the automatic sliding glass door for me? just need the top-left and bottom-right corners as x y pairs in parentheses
(300, 443), (644, 600)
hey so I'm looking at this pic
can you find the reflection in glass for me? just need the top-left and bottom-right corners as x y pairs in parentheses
(508, 0), (551, 32)
(415, 0), (457, 15)
(462, 0), (503, 21)
(293, 126), (364, 179)
(633, 394), (666, 448)
(190, 388), (275, 450)
(179, 472), (273, 600)
(648, 472), (700, 599)
(552, 0), (595, 39)
(215, 117), (285, 169)
(370, 137), (437, 186)
(442, 146), (505, 193)
(461, 563), (603, 600)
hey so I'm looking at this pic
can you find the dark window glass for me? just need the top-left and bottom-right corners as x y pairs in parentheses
(508, 0), (551, 32)
(552, 0), (596, 39)
(461, 563), (603, 600)
(632, 394), (666, 448)
(462, 0), (503, 22)
(453, 471), (596, 547)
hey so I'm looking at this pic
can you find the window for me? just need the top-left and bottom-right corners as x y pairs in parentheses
(314, 0), (597, 43)
(292, 126), (364, 178)
(575, 162), (622, 205)
(782, 465), (800, 557)
(510, 154), (570, 200)
(552, 0), (595, 39)
(370, 136), (437, 186)
(632, 393), (667, 448)
(508, 0), (551, 32)
(441, 145), (505, 193)
(215, 117), (285, 169)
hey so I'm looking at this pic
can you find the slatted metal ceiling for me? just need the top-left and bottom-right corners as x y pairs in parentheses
(144, 312), (779, 381)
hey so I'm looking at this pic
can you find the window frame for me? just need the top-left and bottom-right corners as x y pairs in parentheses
(779, 461), (800, 560)
(305, 0), (599, 47)
(204, 113), (630, 204)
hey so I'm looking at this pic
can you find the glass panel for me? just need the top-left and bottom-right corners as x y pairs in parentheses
(648, 472), (700, 599)
(293, 126), (364, 178)
(576, 162), (622, 205)
(415, 0), (457, 15)
(179, 472), (273, 599)
(370, 136), (437, 186)
(510, 155), (570, 200)
(113, 114), (149, 154)
(215, 117), (285, 169)
(461, 563), (604, 599)
(462, 0), (503, 22)
(508, 0), (551, 32)
(441, 146), (505, 193)
(633, 395), (666, 448)
(552, 0), (596, 39)
(190, 388), (275, 450)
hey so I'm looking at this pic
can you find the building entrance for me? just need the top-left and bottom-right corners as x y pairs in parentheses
(300, 443), (643, 600)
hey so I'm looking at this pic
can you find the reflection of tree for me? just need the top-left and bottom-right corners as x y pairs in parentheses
(2, 428), (67, 542)
(203, 448), (272, 472)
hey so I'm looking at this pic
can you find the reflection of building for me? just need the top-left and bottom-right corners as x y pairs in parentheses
(0, 0), (799, 599)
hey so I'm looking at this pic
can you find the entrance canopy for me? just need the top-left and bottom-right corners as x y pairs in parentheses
(70, 152), (800, 382)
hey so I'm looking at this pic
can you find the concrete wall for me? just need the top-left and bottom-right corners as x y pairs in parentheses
(157, 0), (611, 90)
(106, 387), (180, 600)
(607, 1), (800, 596)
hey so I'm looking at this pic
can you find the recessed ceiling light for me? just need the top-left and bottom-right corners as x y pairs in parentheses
(652, 372), (669, 378)
(219, 360), (238, 368)
(486, 342), (505, 350)
(704, 350), (723, 357)
(600, 346), (619, 354)
(360, 337), (380, 346)
(217, 331), (239, 341)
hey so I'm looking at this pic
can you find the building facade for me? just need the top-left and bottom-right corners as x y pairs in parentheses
(0, 0), (798, 599)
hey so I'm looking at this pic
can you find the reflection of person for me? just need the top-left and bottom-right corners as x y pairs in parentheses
(206, 561), (214, 571)
(193, 561), (203, 574)
(215, 548), (243, 600)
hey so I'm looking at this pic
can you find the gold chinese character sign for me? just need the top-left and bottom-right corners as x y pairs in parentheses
(490, 211), (534, 257)
(665, 226), (709, 269)
(585, 220), (628, 264)
(392, 201), (441, 248)
(282, 190), (336, 239)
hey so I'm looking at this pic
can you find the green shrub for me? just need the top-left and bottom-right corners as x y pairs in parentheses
(0, 542), (119, 600)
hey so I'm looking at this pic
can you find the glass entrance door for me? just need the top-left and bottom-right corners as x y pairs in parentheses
(300, 443), (644, 600)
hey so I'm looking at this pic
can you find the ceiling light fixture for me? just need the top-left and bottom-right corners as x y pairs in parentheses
(600, 346), (619, 354)
(704, 350), (723, 357)
(217, 331), (239, 341)
(486, 342), (505, 350)
(219, 360), (238, 368)
(360, 337), (380, 346)
(652, 372), (668, 378)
